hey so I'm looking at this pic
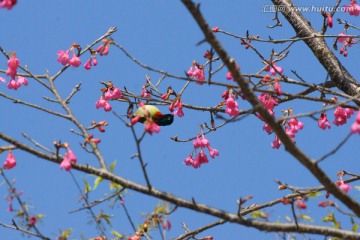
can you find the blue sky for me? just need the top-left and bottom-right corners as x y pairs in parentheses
(1, 1), (360, 239)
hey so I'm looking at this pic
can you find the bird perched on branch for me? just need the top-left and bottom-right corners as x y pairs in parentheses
(130, 104), (174, 126)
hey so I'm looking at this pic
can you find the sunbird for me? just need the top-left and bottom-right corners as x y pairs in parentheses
(132, 104), (174, 126)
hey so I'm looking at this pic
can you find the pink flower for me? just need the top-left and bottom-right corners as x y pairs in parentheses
(197, 149), (209, 165)
(7, 55), (19, 70)
(3, 150), (16, 169)
(68, 52), (81, 67)
(99, 44), (109, 56)
(7, 79), (20, 90)
(200, 135), (210, 148)
(0, 0), (17, 9)
(337, 32), (348, 43)
(57, 50), (70, 66)
(170, 99), (185, 117)
(266, 63), (283, 76)
(337, 181), (353, 193)
(95, 96), (112, 112)
(333, 106), (354, 126)
(208, 146), (219, 158)
(29, 216), (37, 227)
(184, 154), (194, 166)
(173, 107), (184, 117)
(145, 121), (160, 135)
(271, 135), (281, 149)
(261, 75), (271, 83)
(93, 55), (98, 66)
(5, 67), (17, 79)
(60, 148), (76, 172)
(192, 135), (203, 149)
(225, 95), (239, 117)
(6, 55), (19, 78)
(226, 71), (233, 80)
(84, 57), (92, 70)
(66, 148), (77, 163)
(296, 199), (307, 209)
(212, 26), (219, 32)
(104, 87), (122, 100)
(345, 0), (360, 16)
(288, 117), (304, 134)
(187, 65), (205, 85)
(258, 93), (278, 111)
(17, 76), (28, 86)
(327, 13), (333, 28)
(141, 87), (151, 98)
(274, 81), (282, 96)
(318, 113), (331, 130)
(351, 110), (360, 133)
(0, 76), (6, 83)
(263, 123), (272, 134)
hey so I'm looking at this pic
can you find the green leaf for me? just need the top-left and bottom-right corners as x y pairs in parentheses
(36, 214), (45, 219)
(93, 176), (103, 190)
(83, 179), (91, 194)
(307, 192), (321, 198)
(352, 223), (359, 232)
(61, 229), (72, 238)
(109, 182), (121, 191)
(109, 160), (117, 173)
(300, 214), (313, 222)
(111, 230), (123, 238)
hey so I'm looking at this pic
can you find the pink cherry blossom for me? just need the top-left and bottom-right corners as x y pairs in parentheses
(187, 65), (205, 85)
(200, 135), (210, 148)
(84, 58), (92, 70)
(225, 95), (239, 117)
(104, 87), (122, 100)
(169, 99), (184, 117)
(184, 154), (194, 166)
(17, 76), (28, 86)
(208, 146), (219, 159)
(318, 113), (331, 130)
(68, 52), (81, 67)
(145, 121), (160, 135)
(7, 79), (20, 90)
(66, 148), (77, 163)
(271, 135), (281, 149)
(0, 76), (6, 83)
(351, 110), (360, 133)
(333, 106), (354, 126)
(337, 32), (348, 43)
(0, 0), (17, 9)
(96, 96), (112, 112)
(274, 81), (282, 96)
(337, 181), (353, 193)
(345, 0), (360, 16)
(29, 216), (37, 227)
(266, 63), (283, 76)
(327, 13), (333, 28)
(3, 150), (16, 169)
(7, 55), (19, 70)
(226, 71), (233, 80)
(258, 93), (278, 111)
(288, 117), (304, 134)
(141, 87), (151, 98)
(196, 149), (209, 165)
(263, 123), (272, 134)
(192, 135), (202, 149)
(57, 50), (70, 66)
(296, 199), (307, 209)
(212, 26), (219, 32)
